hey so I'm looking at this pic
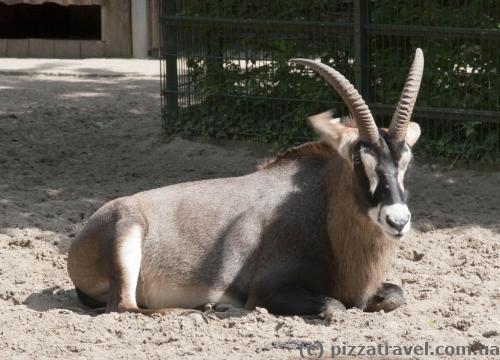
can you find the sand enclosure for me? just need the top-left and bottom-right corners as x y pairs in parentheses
(0, 61), (498, 359)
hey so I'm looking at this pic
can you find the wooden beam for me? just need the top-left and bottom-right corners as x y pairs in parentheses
(104, 0), (132, 57)
(7, 39), (29, 57)
(54, 40), (81, 58)
(29, 39), (55, 58)
(149, 0), (160, 55)
(81, 40), (105, 58)
(0, 39), (6, 57)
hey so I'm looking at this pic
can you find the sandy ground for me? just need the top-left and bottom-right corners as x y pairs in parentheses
(0, 60), (499, 359)
(0, 58), (160, 78)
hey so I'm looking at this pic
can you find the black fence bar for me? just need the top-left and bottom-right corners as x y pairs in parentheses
(160, 15), (500, 41)
(372, 104), (500, 123)
(365, 24), (500, 40)
(353, 0), (370, 100)
(160, 16), (353, 33)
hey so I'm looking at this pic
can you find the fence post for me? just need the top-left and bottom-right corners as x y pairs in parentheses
(353, 0), (370, 101)
(207, 28), (223, 104)
(164, 0), (178, 125)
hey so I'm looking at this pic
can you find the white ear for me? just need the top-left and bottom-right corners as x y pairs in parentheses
(308, 111), (359, 161)
(405, 122), (421, 147)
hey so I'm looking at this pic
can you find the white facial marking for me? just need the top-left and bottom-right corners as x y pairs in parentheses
(382, 203), (411, 236)
(118, 225), (143, 306)
(360, 149), (379, 195)
(368, 205), (381, 225)
(368, 203), (411, 238)
(397, 147), (412, 192)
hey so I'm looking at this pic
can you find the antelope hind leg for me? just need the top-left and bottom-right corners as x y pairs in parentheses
(104, 223), (207, 322)
(104, 222), (143, 313)
(364, 282), (405, 312)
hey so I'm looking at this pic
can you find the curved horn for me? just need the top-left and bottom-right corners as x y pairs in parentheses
(289, 58), (379, 143)
(389, 48), (424, 141)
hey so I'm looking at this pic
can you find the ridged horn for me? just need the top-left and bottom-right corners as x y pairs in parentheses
(289, 58), (379, 143)
(389, 48), (424, 141)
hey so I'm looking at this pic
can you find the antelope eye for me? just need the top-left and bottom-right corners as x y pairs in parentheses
(352, 153), (362, 165)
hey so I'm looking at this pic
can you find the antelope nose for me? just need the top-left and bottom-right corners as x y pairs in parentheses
(382, 203), (411, 234)
(386, 214), (409, 232)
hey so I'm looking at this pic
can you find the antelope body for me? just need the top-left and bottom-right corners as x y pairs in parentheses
(68, 49), (425, 318)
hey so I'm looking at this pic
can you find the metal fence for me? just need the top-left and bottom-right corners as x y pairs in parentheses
(160, 0), (500, 160)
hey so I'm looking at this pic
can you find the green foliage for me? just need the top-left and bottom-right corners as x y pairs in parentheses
(169, 20), (353, 144)
(166, 0), (500, 162)
(416, 121), (500, 163)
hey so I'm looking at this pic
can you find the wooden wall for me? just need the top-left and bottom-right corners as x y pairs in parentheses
(148, 0), (160, 56)
(103, 0), (132, 57)
(0, 0), (132, 58)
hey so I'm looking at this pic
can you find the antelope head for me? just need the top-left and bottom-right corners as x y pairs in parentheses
(290, 49), (424, 239)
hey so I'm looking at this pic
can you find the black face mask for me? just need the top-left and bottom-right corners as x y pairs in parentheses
(352, 135), (410, 212)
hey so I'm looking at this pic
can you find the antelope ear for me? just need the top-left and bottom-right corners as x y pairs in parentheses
(405, 122), (421, 147)
(308, 110), (359, 161)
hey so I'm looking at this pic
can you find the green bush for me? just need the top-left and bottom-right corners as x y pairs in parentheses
(166, 0), (499, 162)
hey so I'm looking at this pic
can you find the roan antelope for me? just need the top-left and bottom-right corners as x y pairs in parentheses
(68, 49), (424, 320)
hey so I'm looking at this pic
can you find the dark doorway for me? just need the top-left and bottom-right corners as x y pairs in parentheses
(0, 3), (101, 40)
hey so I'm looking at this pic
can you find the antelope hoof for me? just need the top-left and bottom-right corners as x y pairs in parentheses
(198, 303), (215, 311)
(364, 282), (405, 312)
(320, 298), (347, 322)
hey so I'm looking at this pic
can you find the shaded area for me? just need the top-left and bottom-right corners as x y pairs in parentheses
(23, 288), (85, 313)
(0, 58), (160, 78)
(0, 74), (262, 255)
